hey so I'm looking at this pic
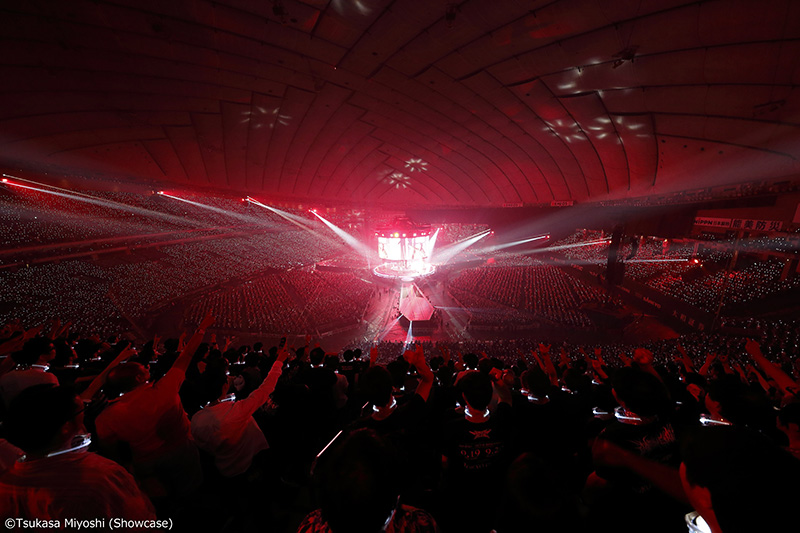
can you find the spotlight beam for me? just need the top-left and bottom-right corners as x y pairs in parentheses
(432, 230), (491, 264)
(159, 193), (282, 229)
(525, 239), (611, 255)
(3, 180), (208, 228)
(476, 234), (549, 254)
(625, 258), (692, 263)
(245, 198), (315, 232)
(311, 211), (373, 256)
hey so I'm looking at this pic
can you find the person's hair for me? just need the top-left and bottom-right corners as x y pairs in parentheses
(73, 338), (100, 360)
(478, 357), (494, 375)
(681, 425), (800, 533)
(359, 366), (393, 407)
(563, 367), (592, 394)
(342, 349), (354, 362)
(310, 347), (326, 366)
(202, 358), (230, 400)
(386, 359), (408, 388)
(315, 429), (400, 533)
(244, 352), (260, 367)
(163, 338), (179, 353)
(521, 367), (550, 397)
(16, 336), (53, 365)
(106, 362), (146, 395)
(778, 401), (800, 427)
(224, 348), (240, 365)
(324, 355), (339, 371)
(51, 339), (74, 367)
(463, 352), (479, 369)
(206, 348), (223, 363)
(611, 367), (671, 417)
(5, 384), (79, 453)
(459, 370), (493, 411)
(683, 372), (706, 388)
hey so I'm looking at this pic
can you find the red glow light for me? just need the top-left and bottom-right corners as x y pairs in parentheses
(1, 178), (7, 183)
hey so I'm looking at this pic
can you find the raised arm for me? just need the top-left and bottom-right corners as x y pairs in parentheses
(233, 347), (289, 417)
(0, 324), (43, 357)
(80, 345), (136, 401)
(559, 346), (572, 370)
(536, 344), (559, 387)
(369, 345), (378, 368)
(633, 348), (663, 383)
(172, 314), (215, 375)
(592, 438), (688, 505)
(438, 344), (451, 366)
(698, 352), (716, 377)
(745, 364), (772, 393)
(675, 343), (696, 373)
(745, 338), (799, 398)
(404, 345), (434, 402)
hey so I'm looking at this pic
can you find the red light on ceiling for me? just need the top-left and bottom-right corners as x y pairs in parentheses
(1, 178), (7, 183)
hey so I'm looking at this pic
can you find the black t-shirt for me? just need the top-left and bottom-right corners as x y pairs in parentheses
(440, 402), (514, 491)
(595, 417), (679, 493)
(351, 392), (426, 437)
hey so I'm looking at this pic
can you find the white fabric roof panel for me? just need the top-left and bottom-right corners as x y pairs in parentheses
(1, 0), (798, 207)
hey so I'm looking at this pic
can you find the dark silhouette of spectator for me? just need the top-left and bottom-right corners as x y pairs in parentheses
(680, 425), (800, 533)
(0, 384), (156, 520)
(297, 428), (439, 533)
(439, 369), (513, 533)
(94, 316), (214, 509)
(0, 336), (59, 408)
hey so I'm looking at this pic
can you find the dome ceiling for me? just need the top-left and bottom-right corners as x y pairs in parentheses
(1, 0), (799, 207)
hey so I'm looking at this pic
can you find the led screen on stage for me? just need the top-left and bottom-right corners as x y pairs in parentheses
(378, 235), (430, 262)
